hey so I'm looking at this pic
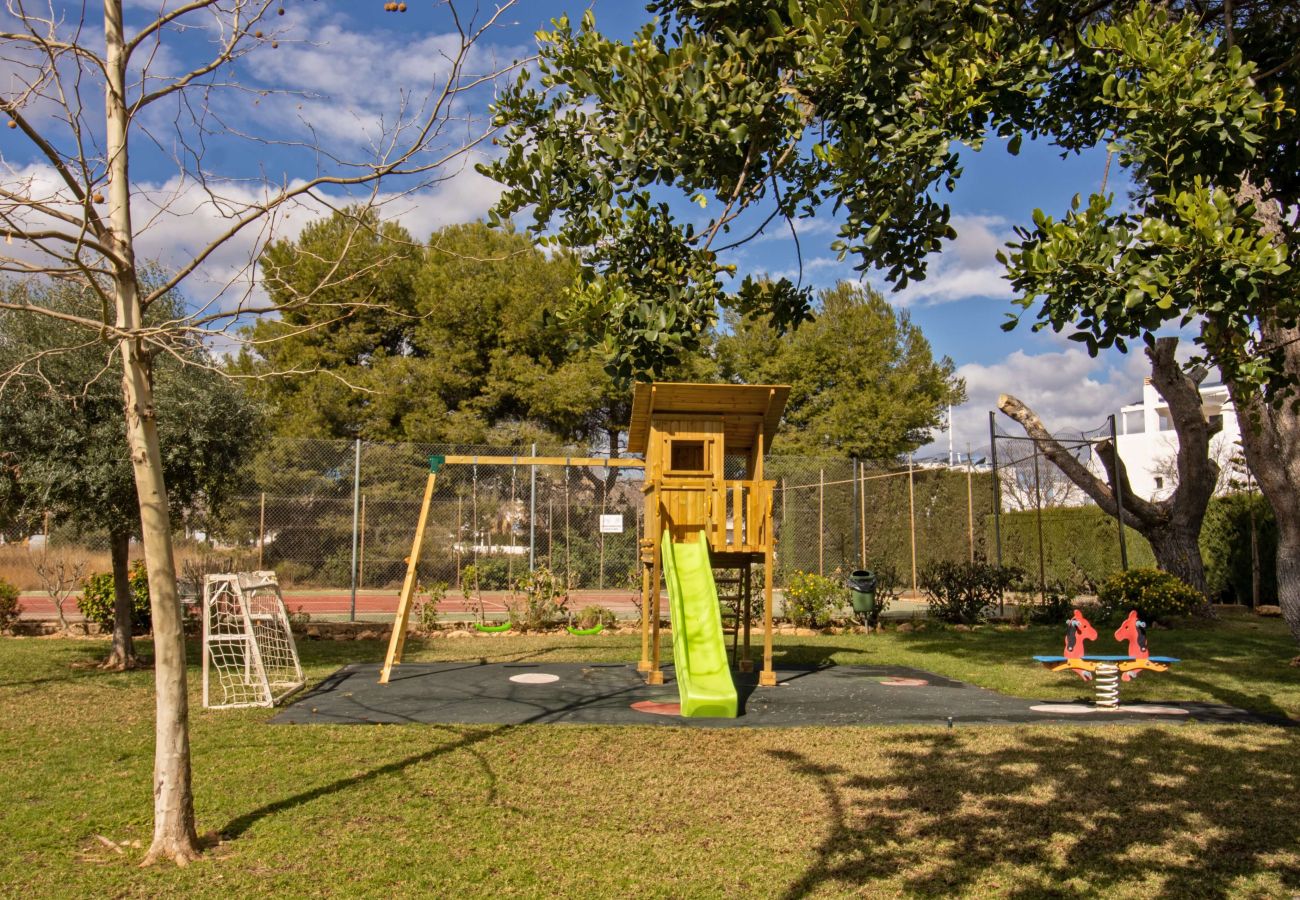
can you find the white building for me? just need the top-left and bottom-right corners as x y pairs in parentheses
(1113, 378), (1240, 501)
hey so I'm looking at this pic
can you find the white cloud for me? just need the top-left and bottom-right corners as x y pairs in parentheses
(888, 214), (1014, 307)
(932, 348), (1150, 459)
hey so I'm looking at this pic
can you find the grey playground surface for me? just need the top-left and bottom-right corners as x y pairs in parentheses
(270, 662), (1283, 728)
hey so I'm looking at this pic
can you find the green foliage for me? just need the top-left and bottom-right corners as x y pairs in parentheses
(0, 278), (257, 542)
(1017, 579), (1082, 626)
(1003, 3), (1299, 400)
(994, 506), (1155, 589)
(240, 214), (637, 447)
(415, 581), (449, 632)
(921, 560), (1022, 624)
(574, 604), (617, 629)
(77, 562), (150, 632)
(0, 578), (20, 633)
(1097, 568), (1205, 623)
(783, 571), (848, 628)
(1201, 494), (1277, 605)
(483, 1), (1051, 380)
(508, 565), (570, 632)
(717, 283), (963, 461)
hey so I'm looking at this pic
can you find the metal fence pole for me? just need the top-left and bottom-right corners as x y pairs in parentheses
(1032, 445), (1046, 602)
(359, 494), (367, 591)
(349, 438), (361, 622)
(818, 467), (825, 576)
(1109, 414), (1129, 571)
(989, 411), (1002, 568)
(529, 442), (537, 572)
(859, 461), (867, 565)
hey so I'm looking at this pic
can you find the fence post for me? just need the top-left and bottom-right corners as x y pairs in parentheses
(349, 438), (361, 622)
(818, 467), (825, 577)
(258, 491), (266, 570)
(529, 442), (537, 572)
(989, 411), (1003, 568)
(1032, 445), (1046, 603)
(359, 494), (367, 591)
(598, 473), (608, 589)
(908, 455), (917, 595)
(859, 461), (867, 565)
(1109, 414), (1129, 571)
(966, 444), (974, 564)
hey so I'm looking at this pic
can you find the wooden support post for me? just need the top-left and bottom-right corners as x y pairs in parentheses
(257, 491), (266, 570)
(760, 542), (776, 686)
(739, 561), (753, 672)
(908, 456), (918, 595)
(647, 538), (664, 685)
(859, 462), (867, 565)
(380, 469), (438, 684)
(818, 467), (825, 577)
(638, 557), (652, 672)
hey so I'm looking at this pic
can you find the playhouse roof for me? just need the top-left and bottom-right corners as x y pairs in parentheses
(627, 382), (790, 455)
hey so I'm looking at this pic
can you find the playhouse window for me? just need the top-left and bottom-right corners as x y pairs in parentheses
(670, 440), (707, 472)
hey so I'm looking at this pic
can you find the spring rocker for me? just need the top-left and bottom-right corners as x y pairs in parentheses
(1033, 609), (1180, 709)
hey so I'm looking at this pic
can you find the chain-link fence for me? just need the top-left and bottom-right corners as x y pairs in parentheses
(200, 439), (996, 600)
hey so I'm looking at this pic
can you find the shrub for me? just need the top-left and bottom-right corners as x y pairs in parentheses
(414, 581), (448, 632)
(574, 604), (617, 629)
(78, 562), (150, 631)
(0, 578), (20, 633)
(783, 571), (848, 628)
(921, 560), (1022, 624)
(1096, 568), (1204, 623)
(508, 565), (568, 631)
(1201, 494), (1277, 605)
(1017, 578), (1083, 626)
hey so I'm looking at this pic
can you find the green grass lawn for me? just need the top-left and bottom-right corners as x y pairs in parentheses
(3, 612), (1299, 898)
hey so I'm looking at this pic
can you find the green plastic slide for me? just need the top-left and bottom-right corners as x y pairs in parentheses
(660, 530), (738, 718)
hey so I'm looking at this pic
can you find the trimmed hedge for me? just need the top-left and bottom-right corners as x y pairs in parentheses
(1201, 494), (1276, 605)
(990, 506), (1155, 589)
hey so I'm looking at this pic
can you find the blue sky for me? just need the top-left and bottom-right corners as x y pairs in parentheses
(4, 1), (1160, 453)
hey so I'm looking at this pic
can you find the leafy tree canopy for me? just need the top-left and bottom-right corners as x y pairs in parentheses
(238, 212), (683, 450)
(482, 1), (1051, 380)
(718, 282), (963, 460)
(0, 278), (256, 540)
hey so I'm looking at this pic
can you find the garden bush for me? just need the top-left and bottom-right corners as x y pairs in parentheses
(78, 562), (150, 631)
(921, 560), (1022, 624)
(783, 571), (847, 628)
(1201, 494), (1277, 605)
(0, 578), (20, 633)
(1096, 568), (1204, 623)
(508, 565), (569, 631)
(574, 604), (617, 629)
(1016, 578), (1082, 626)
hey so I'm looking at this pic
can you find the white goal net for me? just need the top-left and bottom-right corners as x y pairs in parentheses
(202, 571), (304, 709)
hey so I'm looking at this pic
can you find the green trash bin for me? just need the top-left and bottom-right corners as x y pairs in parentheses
(847, 570), (877, 618)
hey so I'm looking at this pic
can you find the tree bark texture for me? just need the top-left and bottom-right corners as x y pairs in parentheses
(104, 0), (200, 865)
(1227, 319), (1300, 644)
(103, 528), (139, 670)
(998, 337), (1218, 594)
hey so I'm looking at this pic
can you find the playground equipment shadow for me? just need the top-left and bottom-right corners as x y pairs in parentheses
(271, 661), (1284, 728)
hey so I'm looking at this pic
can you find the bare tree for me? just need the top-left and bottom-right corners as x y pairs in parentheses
(30, 548), (86, 632)
(999, 337), (1219, 593)
(0, 0), (523, 865)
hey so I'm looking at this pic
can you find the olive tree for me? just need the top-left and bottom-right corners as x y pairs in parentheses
(0, 0), (523, 865)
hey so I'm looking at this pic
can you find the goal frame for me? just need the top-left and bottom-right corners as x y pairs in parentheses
(201, 570), (305, 709)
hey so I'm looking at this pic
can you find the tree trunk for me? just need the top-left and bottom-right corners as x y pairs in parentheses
(1227, 322), (1300, 645)
(102, 528), (139, 670)
(104, 0), (200, 866)
(1148, 519), (1207, 599)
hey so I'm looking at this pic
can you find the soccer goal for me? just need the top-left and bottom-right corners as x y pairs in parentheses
(202, 571), (304, 709)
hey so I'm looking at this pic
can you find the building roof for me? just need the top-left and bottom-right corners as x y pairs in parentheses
(627, 382), (790, 454)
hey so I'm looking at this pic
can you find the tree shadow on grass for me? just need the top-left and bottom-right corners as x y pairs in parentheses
(770, 726), (1300, 898)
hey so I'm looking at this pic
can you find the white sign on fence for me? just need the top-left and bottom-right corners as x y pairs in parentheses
(599, 514), (624, 534)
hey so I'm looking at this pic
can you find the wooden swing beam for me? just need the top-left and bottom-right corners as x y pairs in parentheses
(379, 454), (645, 684)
